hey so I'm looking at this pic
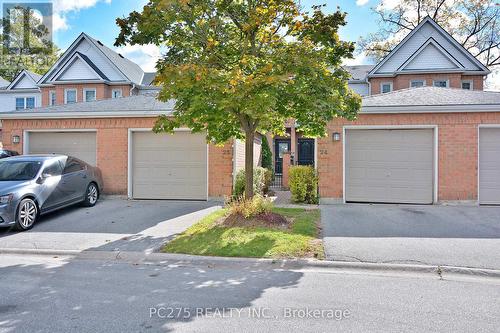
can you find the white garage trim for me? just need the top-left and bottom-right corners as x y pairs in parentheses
(342, 125), (439, 204)
(477, 124), (500, 205)
(23, 129), (98, 161)
(127, 128), (209, 200)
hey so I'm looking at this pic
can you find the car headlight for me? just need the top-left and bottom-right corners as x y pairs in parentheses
(0, 194), (13, 204)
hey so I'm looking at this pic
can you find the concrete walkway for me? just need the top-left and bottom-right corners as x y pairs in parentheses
(321, 204), (500, 270)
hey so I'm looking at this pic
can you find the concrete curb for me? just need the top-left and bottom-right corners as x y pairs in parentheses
(2, 247), (499, 279)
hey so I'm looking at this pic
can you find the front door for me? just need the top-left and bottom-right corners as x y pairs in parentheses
(298, 139), (315, 166)
(274, 139), (291, 174)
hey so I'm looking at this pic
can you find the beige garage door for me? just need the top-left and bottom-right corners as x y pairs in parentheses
(27, 131), (97, 165)
(479, 128), (500, 205)
(131, 131), (207, 200)
(345, 129), (434, 204)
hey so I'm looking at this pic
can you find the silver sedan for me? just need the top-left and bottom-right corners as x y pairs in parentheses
(0, 155), (103, 231)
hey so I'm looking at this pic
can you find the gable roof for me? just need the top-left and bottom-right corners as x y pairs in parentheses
(84, 33), (144, 84)
(51, 52), (110, 82)
(398, 37), (464, 71)
(39, 33), (144, 85)
(5, 69), (41, 90)
(369, 16), (489, 77)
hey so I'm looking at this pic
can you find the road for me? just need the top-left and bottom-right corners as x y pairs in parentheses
(0, 254), (498, 333)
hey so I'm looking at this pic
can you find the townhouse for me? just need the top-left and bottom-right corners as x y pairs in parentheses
(0, 17), (499, 205)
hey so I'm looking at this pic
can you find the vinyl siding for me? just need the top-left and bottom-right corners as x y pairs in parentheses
(376, 22), (482, 74)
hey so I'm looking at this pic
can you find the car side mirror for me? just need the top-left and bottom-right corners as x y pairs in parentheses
(37, 173), (50, 184)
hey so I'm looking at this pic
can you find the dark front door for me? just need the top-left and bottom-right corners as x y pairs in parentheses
(298, 139), (315, 166)
(274, 139), (291, 174)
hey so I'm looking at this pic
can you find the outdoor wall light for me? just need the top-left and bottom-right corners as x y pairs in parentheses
(12, 135), (20, 144)
(332, 132), (341, 142)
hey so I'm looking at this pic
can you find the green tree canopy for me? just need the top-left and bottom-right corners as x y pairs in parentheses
(116, 0), (361, 198)
(1, 5), (59, 80)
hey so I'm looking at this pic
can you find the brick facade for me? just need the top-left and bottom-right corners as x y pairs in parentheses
(1, 117), (233, 198)
(317, 112), (500, 202)
(369, 74), (484, 95)
(40, 84), (133, 107)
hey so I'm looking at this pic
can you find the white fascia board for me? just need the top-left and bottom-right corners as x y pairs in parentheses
(361, 104), (500, 113)
(0, 110), (172, 119)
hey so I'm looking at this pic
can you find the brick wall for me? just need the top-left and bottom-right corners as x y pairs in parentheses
(317, 112), (500, 202)
(1, 117), (233, 198)
(369, 74), (484, 95)
(41, 83), (132, 106)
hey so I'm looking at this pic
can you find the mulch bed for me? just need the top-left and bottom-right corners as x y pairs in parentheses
(219, 212), (292, 230)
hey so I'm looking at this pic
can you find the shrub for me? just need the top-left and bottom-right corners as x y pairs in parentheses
(289, 166), (318, 204)
(233, 167), (272, 197)
(261, 135), (273, 171)
(228, 194), (273, 219)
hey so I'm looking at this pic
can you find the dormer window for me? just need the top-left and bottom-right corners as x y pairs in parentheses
(410, 80), (425, 88)
(112, 89), (123, 99)
(461, 80), (473, 90)
(65, 89), (77, 104)
(433, 79), (449, 88)
(381, 82), (392, 94)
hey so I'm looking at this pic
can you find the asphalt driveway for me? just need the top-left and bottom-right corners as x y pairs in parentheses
(0, 198), (220, 253)
(321, 204), (500, 270)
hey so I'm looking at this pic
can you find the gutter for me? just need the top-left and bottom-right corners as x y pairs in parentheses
(361, 104), (500, 113)
(0, 110), (173, 120)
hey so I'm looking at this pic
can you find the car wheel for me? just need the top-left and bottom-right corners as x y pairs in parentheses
(15, 198), (38, 231)
(83, 183), (99, 207)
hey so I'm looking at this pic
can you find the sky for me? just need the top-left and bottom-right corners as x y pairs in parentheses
(2, 0), (380, 71)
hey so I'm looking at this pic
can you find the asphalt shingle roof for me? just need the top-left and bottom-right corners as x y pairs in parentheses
(84, 33), (145, 85)
(345, 65), (374, 81)
(141, 72), (157, 86)
(363, 86), (500, 107)
(1, 93), (174, 115)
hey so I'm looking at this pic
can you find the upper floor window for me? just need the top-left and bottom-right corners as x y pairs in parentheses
(64, 89), (77, 104)
(112, 89), (122, 99)
(433, 79), (449, 88)
(380, 82), (392, 94)
(15, 97), (35, 110)
(410, 80), (425, 88)
(49, 91), (56, 106)
(461, 80), (473, 90)
(84, 89), (96, 102)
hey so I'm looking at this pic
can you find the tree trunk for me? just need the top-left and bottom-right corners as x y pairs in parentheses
(244, 129), (255, 199)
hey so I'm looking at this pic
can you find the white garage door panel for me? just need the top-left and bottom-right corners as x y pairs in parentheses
(27, 132), (97, 165)
(346, 129), (434, 204)
(132, 131), (207, 200)
(479, 128), (500, 205)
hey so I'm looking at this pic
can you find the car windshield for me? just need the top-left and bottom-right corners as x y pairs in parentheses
(0, 160), (43, 181)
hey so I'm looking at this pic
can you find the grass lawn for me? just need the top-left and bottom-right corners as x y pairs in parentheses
(162, 208), (323, 259)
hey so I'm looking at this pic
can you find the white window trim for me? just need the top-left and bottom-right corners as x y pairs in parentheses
(49, 90), (56, 106)
(410, 80), (425, 88)
(83, 88), (97, 102)
(112, 89), (123, 99)
(64, 88), (78, 104)
(432, 79), (449, 88)
(461, 80), (473, 90)
(15, 96), (36, 110)
(380, 82), (393, 93)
